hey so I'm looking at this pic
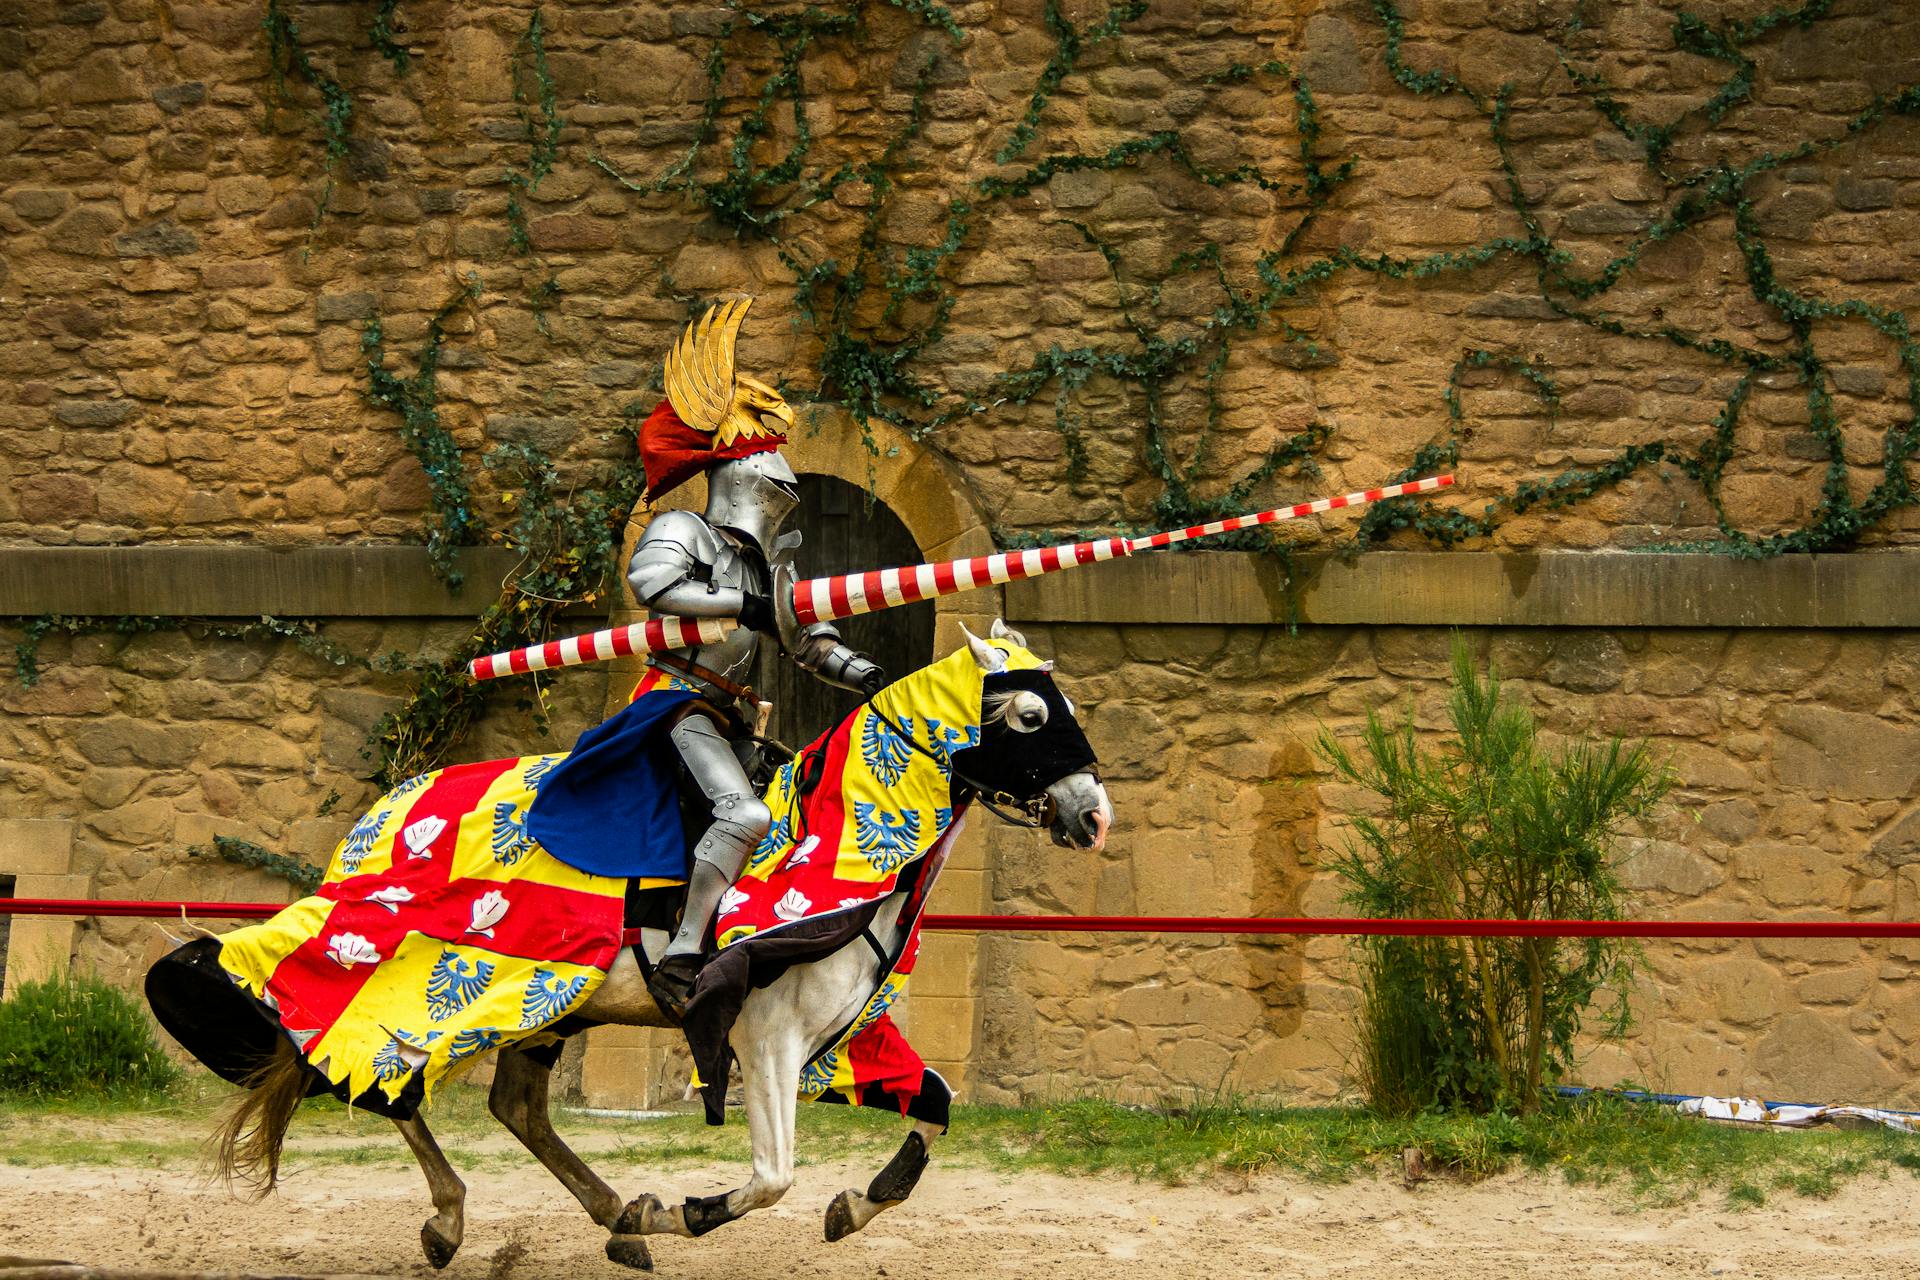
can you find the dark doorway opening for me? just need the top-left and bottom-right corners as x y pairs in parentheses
(752, 474), (936, 751)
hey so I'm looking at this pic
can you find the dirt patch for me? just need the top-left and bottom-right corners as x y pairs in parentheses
(3, 1142), (1918, 1279)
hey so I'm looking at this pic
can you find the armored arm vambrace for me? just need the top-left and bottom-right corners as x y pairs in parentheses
(638, 576), (754, 620)
(790, 621), (885, 694)
(626, 514), (763, 621)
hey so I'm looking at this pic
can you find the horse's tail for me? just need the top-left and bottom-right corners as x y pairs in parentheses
(210, 1037), (308, 1197)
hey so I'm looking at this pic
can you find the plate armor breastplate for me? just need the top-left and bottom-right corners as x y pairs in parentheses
(628, 511), (767, 700)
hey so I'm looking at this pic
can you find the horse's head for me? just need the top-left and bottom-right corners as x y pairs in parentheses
(948, 620), (1112, 851)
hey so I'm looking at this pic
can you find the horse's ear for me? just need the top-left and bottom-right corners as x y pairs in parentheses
(989, 618), (1028, 648)
(959, 623), (1006, 673)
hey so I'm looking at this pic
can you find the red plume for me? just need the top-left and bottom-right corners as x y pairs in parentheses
(638, 399), (786, 502)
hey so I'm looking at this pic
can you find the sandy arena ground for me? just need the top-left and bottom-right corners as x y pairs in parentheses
(4, 1143), (1919, 1280)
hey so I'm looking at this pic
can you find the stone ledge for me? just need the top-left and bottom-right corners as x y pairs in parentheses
(1007, 550), (1920, 629)
(0, 546), (604, 618)
(1, 546), (1915, 628)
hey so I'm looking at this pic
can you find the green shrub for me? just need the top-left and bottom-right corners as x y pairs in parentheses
(0, 971), (180, 1099)
(1318, 635), (1672, 1115)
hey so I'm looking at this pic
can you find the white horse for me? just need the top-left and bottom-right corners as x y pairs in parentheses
(152, 622), (1111, 1270)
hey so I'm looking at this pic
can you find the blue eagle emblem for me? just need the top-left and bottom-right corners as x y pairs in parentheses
(798, 1049), (840, 1096)
(338, 809), (387, 875)
(387, 772), (431, 798)
(925, 718), (979, 762)
(446, 1028), (502, 1063)
(426, 952), (494, 1021)
(520, 968), (589, 1028)
(933, 806), (954, 839)
(491, 802), (537, 866)
(371, 1037), (412, 1083)
(854, 802), (921, 874)
(861, 714), (916, 786)
(372, 1029), (442, 1083)
(748, 812), (794, 873)
(848, 979), (902, 1039)
(522, 754), (560, 793)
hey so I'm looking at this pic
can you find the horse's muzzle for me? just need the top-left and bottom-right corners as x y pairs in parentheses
(1044, 770), (1112, 850)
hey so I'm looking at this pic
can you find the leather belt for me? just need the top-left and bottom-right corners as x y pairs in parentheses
(650, 651), (761, 706)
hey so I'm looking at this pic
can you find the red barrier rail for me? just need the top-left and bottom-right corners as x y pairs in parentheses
(6, 899), (1920, 939)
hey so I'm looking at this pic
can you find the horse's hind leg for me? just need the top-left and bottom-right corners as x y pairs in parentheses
(825, 1071), (952, 1242)
(394, 1112), (465, 1269)
(489, 1045), (653, 1272)
(824, 1120), (941, 1241)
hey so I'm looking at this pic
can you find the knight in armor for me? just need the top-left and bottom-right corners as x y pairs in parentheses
(621, 299), (885, 1017)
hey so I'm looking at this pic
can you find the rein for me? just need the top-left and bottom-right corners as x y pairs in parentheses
(861, 698), (1051, 831)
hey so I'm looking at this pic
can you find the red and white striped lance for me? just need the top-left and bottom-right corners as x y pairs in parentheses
(790, 473), (1453, 624)
(466, 474), (1452, 681)
(468, 615), (734, 682)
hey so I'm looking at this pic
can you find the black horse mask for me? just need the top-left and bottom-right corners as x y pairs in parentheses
(949, 666), (1098, 806)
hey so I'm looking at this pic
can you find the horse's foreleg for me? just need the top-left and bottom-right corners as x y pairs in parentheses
(825, 1071), (953, 1242)
(715, 1028), (805, 1227)
(393, 1112), (465, 1269)
(489, 1046), (653, 1271)
(615, 1026), (805, 1239)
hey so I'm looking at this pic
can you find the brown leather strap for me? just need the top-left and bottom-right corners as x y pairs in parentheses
(651, 651), (761, 706)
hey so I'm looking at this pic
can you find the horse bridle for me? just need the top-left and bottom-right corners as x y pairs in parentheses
(862, 698), (1059, 830)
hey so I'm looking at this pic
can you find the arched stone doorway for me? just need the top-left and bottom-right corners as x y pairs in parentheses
(579, 406), (996, 1108)
(749, 473), (937, 751)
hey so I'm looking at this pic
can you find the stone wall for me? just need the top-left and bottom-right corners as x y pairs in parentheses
(3, 0), (1919, 552)
(971, 621), (1920, 1106)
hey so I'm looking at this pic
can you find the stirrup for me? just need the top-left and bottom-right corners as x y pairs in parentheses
(646, 952), (702, 1022)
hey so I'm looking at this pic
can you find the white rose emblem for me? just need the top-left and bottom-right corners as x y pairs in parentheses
(326, 933), (381, 968)
(773, 888), (812, 922)
(368, 885), (414, 914)
(468, 890), (509, 938)
(402, 815), (447, 857)
(785, 834), (821, 868)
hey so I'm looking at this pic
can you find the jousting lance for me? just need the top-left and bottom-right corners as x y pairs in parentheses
(467, 474), (1454, 681)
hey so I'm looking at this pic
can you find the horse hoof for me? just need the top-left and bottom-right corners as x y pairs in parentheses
(605, 1235), (655, 1271)
(824, 1190), (860, 1243)
(421, 1222), (459, 1270)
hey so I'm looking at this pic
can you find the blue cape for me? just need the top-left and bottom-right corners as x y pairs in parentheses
(525, 689), (698, 879)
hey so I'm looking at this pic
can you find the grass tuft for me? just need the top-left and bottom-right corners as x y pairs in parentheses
(0, 971), (179, 1100)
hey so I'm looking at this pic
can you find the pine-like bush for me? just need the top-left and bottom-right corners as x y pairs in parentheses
(0, 971), (180, 1098)
(1318, 636), (1671, 1115)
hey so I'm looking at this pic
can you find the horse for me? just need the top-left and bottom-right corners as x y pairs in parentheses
(146, 621), (1111, 1271)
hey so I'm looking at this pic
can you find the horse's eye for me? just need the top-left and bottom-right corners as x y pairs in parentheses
(1010, 693), (1048, 732)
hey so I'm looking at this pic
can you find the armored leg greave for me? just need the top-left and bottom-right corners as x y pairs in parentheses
(663, 713), (771, 960)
